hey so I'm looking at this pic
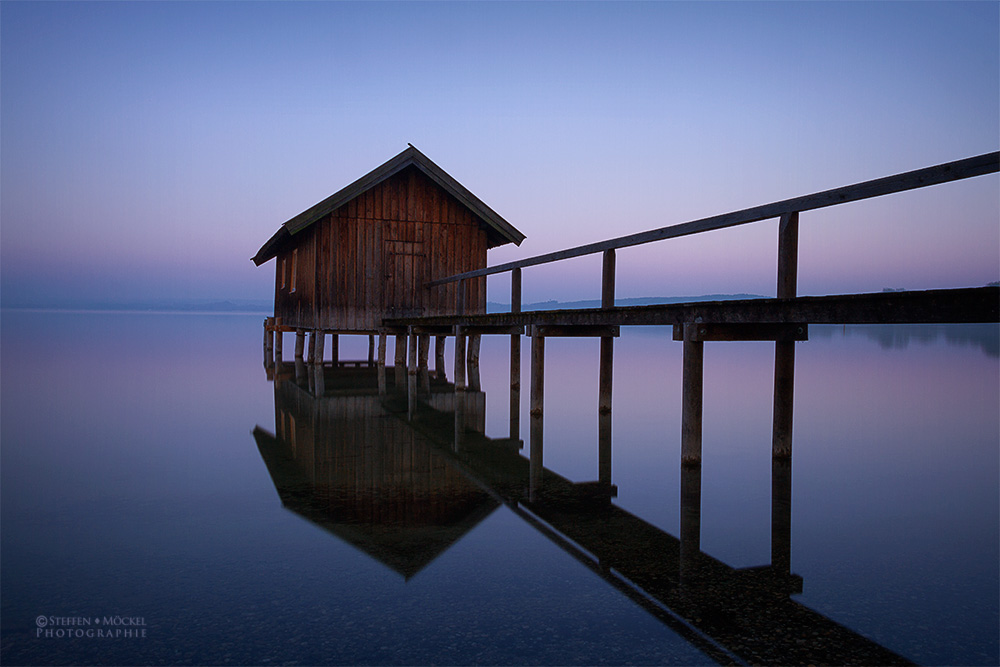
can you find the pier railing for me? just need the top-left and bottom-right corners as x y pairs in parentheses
(427, 151), (999, 308)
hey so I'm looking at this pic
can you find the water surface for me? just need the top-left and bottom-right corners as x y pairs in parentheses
(1, 311), (997, 665)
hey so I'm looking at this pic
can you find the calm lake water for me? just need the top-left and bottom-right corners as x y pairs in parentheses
(1, 310), (997, 665)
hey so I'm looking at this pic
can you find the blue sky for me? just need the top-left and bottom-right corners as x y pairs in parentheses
(2, 1), (997, 307)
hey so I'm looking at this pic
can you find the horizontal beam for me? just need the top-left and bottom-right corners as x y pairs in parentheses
(386, 287), (999, 328)
(673, 323), (808, 342)
(462, 325), (525, 336)
(530, 325), (620, 338)
(427, 152), (999, 286)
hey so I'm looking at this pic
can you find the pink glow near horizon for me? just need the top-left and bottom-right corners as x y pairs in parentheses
(1, 2), (997, 307)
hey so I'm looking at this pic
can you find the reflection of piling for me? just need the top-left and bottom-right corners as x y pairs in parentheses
(453, 387), (466, 453)
(679, 461), (702, 586)
(772, 457), (792, 575)
(599, 412), (612, 485)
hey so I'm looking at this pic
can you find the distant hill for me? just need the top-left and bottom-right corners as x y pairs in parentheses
(3, 298), (274, 313)
(486, 294), (766, 313)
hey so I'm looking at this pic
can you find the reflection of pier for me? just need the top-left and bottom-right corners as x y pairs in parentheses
(254, 359), (912, 665)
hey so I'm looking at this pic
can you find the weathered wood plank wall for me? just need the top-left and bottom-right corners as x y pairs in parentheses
(273, 167), (487, 331)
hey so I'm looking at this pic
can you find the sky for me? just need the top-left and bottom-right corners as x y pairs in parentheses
(1, 1), (997, 308)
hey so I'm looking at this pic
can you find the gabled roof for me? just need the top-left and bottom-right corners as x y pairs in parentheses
(252, 145), (525, 266)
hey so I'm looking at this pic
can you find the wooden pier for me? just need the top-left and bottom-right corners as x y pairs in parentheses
(263, 150), (998, 468)
(255, 150), (997, 664)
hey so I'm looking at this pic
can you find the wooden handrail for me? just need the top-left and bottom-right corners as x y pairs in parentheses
(427, 151), (999, 288)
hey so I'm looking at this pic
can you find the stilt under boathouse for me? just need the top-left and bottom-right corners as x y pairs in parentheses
(253, 145), (526, 383)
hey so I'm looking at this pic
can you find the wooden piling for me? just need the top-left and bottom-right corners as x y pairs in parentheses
(771, 457), (792, 575)
(264, 318), (275, 366)
(274, 318), (283, 361)
(330, 334), (339, 365)
(377, 332), (387, 395)
(772, 341), (796, 458)
(418, 334), (430, 394)
(679, 461), (703, 585)
(394, 333), (407, 387)
(368, 334), (375, 364)
(314, 331), (325, 365)
(294, 330), (305, 360)
(407, 327), (418, 419)
(680, 325), (704, 466)
(530, 330), (545, 419)
(453, 326), (467, 391)
(435, 335), (447, 379)
(467, 334), (482, 392)
(307, 331), (315, 364)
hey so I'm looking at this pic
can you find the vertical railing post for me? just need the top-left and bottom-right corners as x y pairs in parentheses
(599, 249), (615, 415)
(773, 211), (798, 458)
(510, 268), (522, 440)
(777, 211), (799, 300)
(772, 211), (799, 570)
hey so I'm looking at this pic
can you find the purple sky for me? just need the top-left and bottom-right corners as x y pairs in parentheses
(2, 1), (997, 307)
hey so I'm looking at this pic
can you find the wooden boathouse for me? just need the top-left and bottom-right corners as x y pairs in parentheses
(253, 145), (525, 363)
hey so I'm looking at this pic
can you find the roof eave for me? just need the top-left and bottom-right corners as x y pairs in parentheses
(252, 146), (526, 263)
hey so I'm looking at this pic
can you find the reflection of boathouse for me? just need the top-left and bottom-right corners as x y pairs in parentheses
(253, 354), (914, 665)
(254, 366), (495, 579)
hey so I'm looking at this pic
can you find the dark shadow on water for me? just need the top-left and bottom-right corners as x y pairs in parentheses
(254, 361), (913, 666)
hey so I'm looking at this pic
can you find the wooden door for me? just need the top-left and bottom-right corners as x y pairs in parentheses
(384, 239), (426, 318)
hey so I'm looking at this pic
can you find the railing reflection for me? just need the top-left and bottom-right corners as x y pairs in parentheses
(253, 351), (911, 665)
